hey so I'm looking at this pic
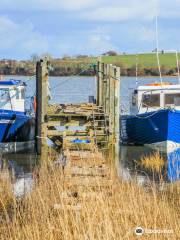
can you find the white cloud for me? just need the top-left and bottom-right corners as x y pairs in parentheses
(82, 1), (157, 22)
(0, 0), (179, 21)
(0, 15), (118, 58)
(158, 0), (180, 18)
(1, 0), (180, 58)
(0, 0), (101, 11)
(87, 34), (117, 53)
(138, 27), (155, 42)
(0, 16), (49, 58)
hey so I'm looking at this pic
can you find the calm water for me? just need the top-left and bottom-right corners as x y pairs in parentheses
(1, 75), (180, 195)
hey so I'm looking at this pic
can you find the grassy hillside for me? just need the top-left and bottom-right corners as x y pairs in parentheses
(52, 53), (179, 68)
(103, 53), (179, 68)
(0, 53), (179, 76)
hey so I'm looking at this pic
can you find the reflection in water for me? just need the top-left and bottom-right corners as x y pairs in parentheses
(0, 76), (179, 196)
(0, 144), (179, 198)
(120, 145), (180, 183)
(167, 149), (180, 182)
(0, 153), (38, 197)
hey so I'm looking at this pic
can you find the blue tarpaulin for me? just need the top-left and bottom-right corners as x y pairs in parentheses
(71, 139), (91, 144)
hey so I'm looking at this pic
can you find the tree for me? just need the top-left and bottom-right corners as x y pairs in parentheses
(102, 50), (118, 56)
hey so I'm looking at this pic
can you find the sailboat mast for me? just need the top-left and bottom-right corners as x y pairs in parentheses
(155, 15), (163, 86)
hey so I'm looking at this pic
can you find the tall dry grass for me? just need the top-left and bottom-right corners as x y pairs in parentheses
(0, 152), (179, 240)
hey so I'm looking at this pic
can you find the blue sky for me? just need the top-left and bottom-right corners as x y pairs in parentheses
(0, 0), (180, 60)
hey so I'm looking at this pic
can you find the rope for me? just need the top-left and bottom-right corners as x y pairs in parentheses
(133, 109), (164, 119)
(50, 69), (91, 92)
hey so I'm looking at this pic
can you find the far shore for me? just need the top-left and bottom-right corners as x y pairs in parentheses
(2, 74), (179, 79)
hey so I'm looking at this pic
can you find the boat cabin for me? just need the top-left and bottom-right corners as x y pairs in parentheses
(0, 80), (26, 112)
(130, 83), (180, 114)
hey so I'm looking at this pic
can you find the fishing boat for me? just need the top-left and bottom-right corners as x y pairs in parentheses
(0, 79), (35, 153)
(121, 82), (180, 152)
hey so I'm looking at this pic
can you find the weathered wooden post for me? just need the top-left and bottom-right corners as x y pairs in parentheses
(97, 57), (103, 106)
(96, 60), (120, 176)
(36, 58), (49, 155)
(114, 67), (120, 176)
(105, 64), (110, 115)
(107, 65), (120, 176)
(109, 65), (115, 137)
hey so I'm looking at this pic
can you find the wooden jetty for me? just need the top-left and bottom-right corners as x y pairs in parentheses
(35, 58), (120, 189)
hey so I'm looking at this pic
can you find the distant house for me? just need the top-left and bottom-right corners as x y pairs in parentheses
(102, 51), (118, 56)
(0, 59), (17, 66)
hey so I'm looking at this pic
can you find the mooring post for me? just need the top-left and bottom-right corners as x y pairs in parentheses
(97, 57), (103, 106)
(106, 65), (120, 176)
(109, 65), (115, 137)
(105, 64), (110, 115)
(102, 63), (107, 111)
(96, 61), (120, 176)
(36, 58), (49, 155)
(114, 67), (120, 176)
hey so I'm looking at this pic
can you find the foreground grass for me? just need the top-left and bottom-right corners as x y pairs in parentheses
(0, 153), (179, 240)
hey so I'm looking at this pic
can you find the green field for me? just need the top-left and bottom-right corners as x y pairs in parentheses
(103, 53), (179, 68)
(1, 53), (178, 76)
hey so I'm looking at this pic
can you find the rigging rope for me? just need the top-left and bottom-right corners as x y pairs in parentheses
(50, 68), (92, 92)
(135, 54), (139, 86)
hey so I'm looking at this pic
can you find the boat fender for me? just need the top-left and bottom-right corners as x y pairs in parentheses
(33, 96), (37, 113)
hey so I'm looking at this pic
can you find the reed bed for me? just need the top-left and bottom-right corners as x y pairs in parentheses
(0, 152), (179, 240)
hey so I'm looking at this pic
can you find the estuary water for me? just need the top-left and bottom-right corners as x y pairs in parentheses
(1, 75), (180, 196)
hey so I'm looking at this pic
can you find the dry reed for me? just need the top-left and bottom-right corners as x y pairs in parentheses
(0, 151), (179, 240)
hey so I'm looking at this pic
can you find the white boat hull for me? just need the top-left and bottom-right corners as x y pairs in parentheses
(145, 140), (180, 153)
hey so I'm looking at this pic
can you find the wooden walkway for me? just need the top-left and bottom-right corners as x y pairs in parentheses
(46, 103), (109, 152)
(36, 58), (120, 202)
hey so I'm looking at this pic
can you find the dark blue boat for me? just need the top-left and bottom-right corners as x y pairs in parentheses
(0, 79), (35, 152)
(121, 83), (180, 152)
(122, 109), (180, 152)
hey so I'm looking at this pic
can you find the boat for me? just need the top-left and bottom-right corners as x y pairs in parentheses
(121, 82), (180, 152)
(0, 79), (35, 153)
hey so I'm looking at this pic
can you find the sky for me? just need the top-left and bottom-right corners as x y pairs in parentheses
(0, 0), (180, 60)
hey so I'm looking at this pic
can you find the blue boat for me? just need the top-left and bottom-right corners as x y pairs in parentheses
(167, 148), (180, 182)
(0, 79), (35, 152)
(121, 83), (180, 152)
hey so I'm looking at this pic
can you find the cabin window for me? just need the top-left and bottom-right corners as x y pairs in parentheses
(15, 89), (20, 99)
(132, 94), (137, 106)
(165, 93), (180, 106)
(21, 88), (25, 99)
(0, 89), (9, 101)
(142, 94), (160, 107)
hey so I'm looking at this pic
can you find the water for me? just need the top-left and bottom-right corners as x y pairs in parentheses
(1, 76), (179, 195)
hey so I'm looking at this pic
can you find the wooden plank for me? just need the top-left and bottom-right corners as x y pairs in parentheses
(47, 130), (88, 137)
(64, 177), (113, 187)
(47, 112), (105, 118)
(47, 120), (90, 127)
(66, 165), (110, 175)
